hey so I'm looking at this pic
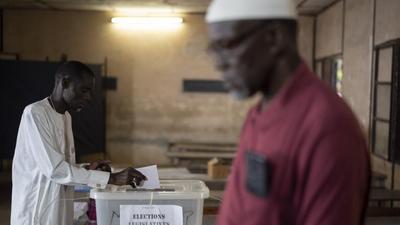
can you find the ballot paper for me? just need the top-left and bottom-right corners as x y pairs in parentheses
(136, 165), (161, 189)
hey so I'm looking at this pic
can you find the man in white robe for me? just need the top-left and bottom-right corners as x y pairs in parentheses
(11, 61), (146, 225)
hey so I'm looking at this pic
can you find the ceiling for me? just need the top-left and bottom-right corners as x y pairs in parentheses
(0, 0), (340, 15)
(297, 0), (339, 14)
(0, 0), (211, 13)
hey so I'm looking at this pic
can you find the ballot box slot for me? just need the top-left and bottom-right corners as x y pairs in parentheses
(126, 188), (175, 192)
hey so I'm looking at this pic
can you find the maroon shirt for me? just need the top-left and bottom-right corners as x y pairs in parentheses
(217, 63), (370, 225)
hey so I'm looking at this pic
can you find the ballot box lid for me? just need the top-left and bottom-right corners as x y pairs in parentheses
(90, 180), (210, 200)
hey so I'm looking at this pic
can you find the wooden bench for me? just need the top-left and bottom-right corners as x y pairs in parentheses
(370, 189), (400, 201)
(165, 143), (236, 172)
(371, 171), (387, 189)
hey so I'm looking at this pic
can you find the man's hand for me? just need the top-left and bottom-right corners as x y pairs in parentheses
(108, 167), (147, 188)
(88, 160), (111, 172)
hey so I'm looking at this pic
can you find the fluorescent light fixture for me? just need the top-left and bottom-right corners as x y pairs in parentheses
(111, 17), (183, 25)
(115, 7), (174, 14)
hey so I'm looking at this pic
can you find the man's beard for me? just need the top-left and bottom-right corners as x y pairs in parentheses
(229, 87), (251, 100)
(224, 76), (252, 100)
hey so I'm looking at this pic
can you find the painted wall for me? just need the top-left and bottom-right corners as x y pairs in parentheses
(4, 9), (255, 166)
(4, 10), (315, 167)
(342, 0), (374, 132)
(298, 16), (314, 68)
(375, 0), (400, 45)
(315, 1), (343, 59)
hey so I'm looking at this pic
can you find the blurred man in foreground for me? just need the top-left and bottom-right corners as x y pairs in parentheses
(206, 0), (370, 224)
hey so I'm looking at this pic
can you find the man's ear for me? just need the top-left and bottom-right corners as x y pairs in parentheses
(265, 22), (286, 57)
(61, 77), (70, 89)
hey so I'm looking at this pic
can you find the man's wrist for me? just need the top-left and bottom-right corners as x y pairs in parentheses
(108, 173), (114, 184)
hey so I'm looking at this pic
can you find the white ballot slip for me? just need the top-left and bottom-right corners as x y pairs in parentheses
(136, 165), (161, 189)
(120, 205), (183, 225)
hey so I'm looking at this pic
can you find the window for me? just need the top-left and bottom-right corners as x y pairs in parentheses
(371, 40), (400, 162)
(315, 55), (343, 96)
(182, 79), (228, 93)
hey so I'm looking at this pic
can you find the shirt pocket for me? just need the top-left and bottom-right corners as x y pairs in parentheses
(254, 147), (296, 203)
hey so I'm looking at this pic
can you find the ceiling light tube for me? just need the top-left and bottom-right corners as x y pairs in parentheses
(111, 17), (183, 25)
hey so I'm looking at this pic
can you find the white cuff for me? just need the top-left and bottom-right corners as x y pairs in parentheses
(87, 170), (110, 189)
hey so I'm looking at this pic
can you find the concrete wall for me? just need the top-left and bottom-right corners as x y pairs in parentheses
(375, 0), (400, 45)
(4, 10), (315, 167)
(298, 16), (314, 68)
(4, 9), (253, 166)
(342, 0), (374, 132)
(277, 0), (315, 65)
(315, 1), (343, 59)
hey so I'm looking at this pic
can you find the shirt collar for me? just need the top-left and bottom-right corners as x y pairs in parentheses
(248, 62), (313, 128)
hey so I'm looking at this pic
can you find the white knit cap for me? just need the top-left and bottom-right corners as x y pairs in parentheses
(206, 0), (297, 23)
